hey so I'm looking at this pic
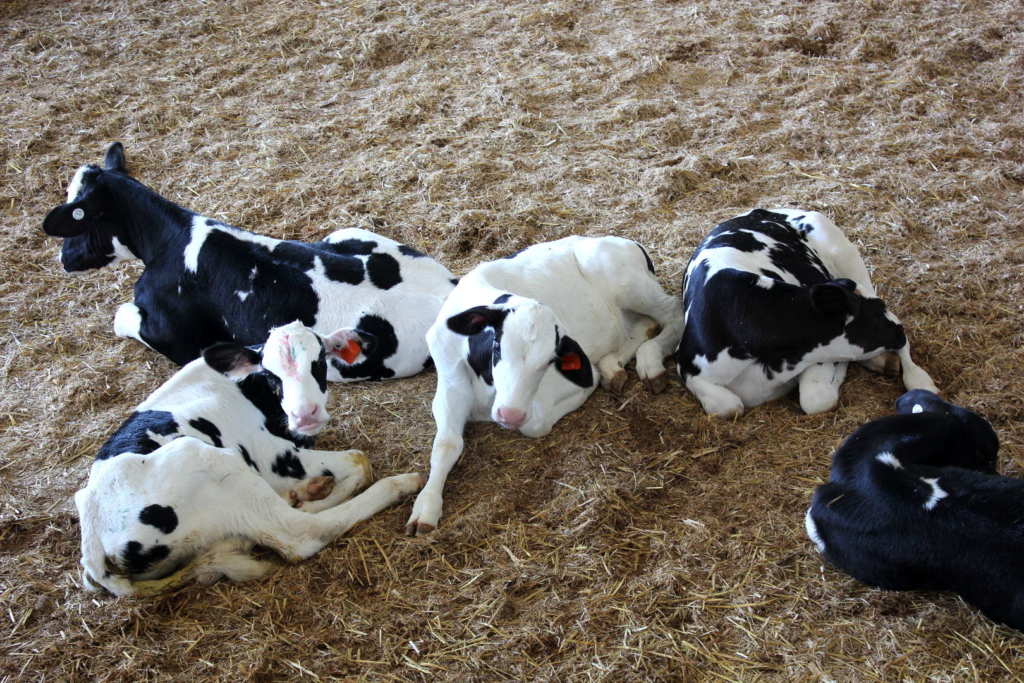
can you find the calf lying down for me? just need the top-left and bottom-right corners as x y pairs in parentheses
(406, 235), (685, 535)
(676, 209), (937, 418)
(43, 143), (455, 380)
(806, 390), (1023, 631)
(76, 322), (422, 597)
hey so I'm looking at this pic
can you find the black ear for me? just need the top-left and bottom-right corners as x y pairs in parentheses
(203, 343), (263, 379)
(105, 142), (127, 173)
(810, 282), (860, 317)
(447, 306), (508, 336)
(555, 334), (594, 388)
(42, 200), (92, 238)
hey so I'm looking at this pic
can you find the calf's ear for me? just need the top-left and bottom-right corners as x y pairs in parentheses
(42, 200), (93, 238)
(447, 306), (507, 336)
(105, 142), (128, 173)
(810, 282), (860, 317)
(322, 328), (378, 364)
(203, 343), (263, 379)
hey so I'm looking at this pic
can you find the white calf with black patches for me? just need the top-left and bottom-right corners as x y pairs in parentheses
(405, 236), (685, 536)
(675, 209), (938, 418)
(75, 321), (424, 596)
(43, 143), (455, 381)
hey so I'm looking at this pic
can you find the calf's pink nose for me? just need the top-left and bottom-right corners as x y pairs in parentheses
(291, 404), (323, 430)
(496, 406), (526, 430)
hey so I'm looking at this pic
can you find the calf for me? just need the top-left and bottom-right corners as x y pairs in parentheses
(804, 390), (1023, 631)
(675, 208), (937, 418)
(75, 321), (423, 596)
(405, 236), (685, 535)
(43, 142), (456, 380)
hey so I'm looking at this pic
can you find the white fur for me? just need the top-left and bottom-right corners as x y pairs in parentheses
(876, 451), (903, 469)
(113, 303), (152, 347)
(921, 477), (948, 511)
(405, 236), (684, 535)
(805, 508), (826, 553)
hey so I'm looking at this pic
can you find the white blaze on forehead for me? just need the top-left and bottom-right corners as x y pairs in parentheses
(67, 166), (90, 202)
(912, 404), (924, 413)
(921, 477), (948, 511)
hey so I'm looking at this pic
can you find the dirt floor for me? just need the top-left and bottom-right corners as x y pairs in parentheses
(1, 0), (1023, 680)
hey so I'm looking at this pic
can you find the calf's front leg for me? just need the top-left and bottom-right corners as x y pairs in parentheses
(797, 362), (849, 415)
(405, 382), (473, 537)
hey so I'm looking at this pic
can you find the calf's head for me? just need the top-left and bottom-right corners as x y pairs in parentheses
(203, 321), (360, 437)
(447, 297), (592, 430)
(42, 142), (146, 273)
(895, 389), (999, 471)
(810, 278), (907, 354)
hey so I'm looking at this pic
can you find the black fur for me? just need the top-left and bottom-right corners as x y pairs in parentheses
(807, 391), (1024, 631)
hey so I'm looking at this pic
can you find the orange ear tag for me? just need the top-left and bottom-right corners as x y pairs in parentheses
(559, 353), (582, 371)
(339, 340), (362, 364)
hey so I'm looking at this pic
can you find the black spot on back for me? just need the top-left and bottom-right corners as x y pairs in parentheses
(188, 417), (223, 448)
(97, 410), (179, 461)
(272, 451), (306, 479)
(493, 293), (512, 305)
(239, 444), (259, 471)
(138, 504), (178, 535)
(324, 238), (377, 255)
(449, 278), (460, 286)
(122, 540), (171, 576)
(366, 253), (403, 289)
(398, 244), (427, 258)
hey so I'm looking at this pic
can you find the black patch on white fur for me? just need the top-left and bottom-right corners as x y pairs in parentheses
(366, 253), (403, 289)
(138, 504), (178, 535)
(189, 418), (223, 448)
(399, 244), (427, 258)
(271, 450), (306, 479)
(122, 540), (171, 576)
(97, 410), (179, 460)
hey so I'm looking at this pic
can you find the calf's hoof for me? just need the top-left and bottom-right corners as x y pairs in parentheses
(288, 476), (336, 508)
(602, 370), (629, 394)
(643, 372), (669, 394)
(861, 352), (901, 375)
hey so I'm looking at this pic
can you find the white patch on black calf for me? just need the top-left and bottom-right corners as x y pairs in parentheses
(876, 451), (903, 469)
(921, 477), (948, 510)
(912, 404), (923, 414)
(805, 508), (826, 553)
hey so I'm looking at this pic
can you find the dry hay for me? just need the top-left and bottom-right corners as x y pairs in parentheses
(1, 0), (1023, 680)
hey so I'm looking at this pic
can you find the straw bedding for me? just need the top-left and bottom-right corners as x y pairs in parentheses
(1, 0), (1023, 680)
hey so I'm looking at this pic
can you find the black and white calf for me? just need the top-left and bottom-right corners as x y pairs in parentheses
(404, 236), (685, 535)
(43, 142), (456, 380)
(75, 321), (423, 597)
(805, 390), (1024, 631)
(675, 209), (937, 418)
